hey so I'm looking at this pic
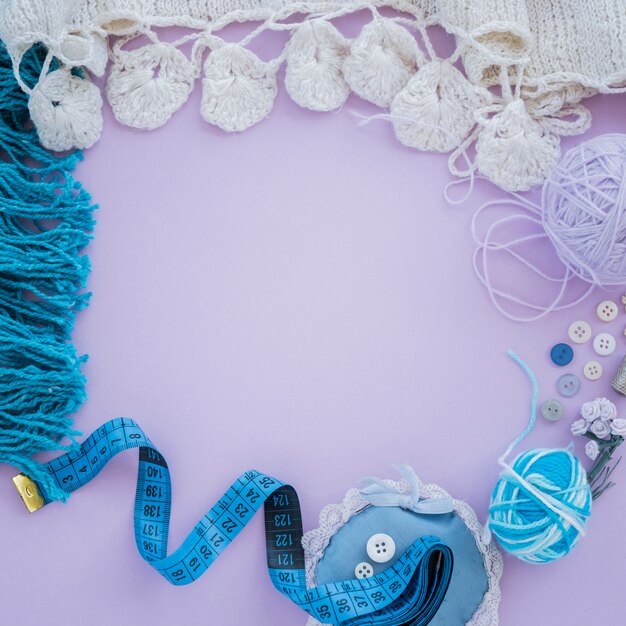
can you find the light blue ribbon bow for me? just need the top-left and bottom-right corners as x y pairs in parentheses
(359, 465), (454, 515)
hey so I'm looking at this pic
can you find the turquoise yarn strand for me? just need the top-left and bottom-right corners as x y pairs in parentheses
(498, 350), (540, 460)
(488, 351), (592, 564)
(0, 43), (94, 501)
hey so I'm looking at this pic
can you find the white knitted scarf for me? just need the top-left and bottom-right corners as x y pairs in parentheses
(1, 0), (625, 190)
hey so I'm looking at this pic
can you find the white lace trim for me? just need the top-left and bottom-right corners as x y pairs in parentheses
(2, 0), (619, 190)
(301, 475), (503, 626)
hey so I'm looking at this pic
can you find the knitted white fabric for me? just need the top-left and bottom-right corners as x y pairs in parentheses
(1, 0), (624, 190)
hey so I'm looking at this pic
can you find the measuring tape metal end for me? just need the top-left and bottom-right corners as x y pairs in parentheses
(12, 474), (44, 513)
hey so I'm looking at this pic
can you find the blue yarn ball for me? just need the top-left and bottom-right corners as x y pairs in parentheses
(488, 448), (592, 564)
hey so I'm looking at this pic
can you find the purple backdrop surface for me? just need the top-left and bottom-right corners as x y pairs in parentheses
(2, 28), (626, 626)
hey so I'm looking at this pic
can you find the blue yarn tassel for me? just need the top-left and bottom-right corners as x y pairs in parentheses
(0, 42), (94, 501)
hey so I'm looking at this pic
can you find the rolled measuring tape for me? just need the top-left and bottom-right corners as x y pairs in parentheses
(12, 418), (453, 626)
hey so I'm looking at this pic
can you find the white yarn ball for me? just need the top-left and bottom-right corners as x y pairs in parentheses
(201, 44), (277, 132)
(285, 20), (350, 112)
(107, 43), (196, 130)
(542, 134), (626, 286)
(343, 18), (419, 108)
(391, 60), (478, 152)
(28, 67), (103, 151)
(476, 99), (560, 192)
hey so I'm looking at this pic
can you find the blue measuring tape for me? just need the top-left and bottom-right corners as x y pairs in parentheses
(13, 418), (453, 625)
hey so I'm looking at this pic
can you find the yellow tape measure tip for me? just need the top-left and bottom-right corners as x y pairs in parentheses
(12, 474), (44, 513)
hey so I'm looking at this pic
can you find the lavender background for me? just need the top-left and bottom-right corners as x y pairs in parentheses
(2, 21), (626, 626)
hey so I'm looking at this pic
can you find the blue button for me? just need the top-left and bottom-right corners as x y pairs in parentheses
(557, 373), (580, 397)
(550, 343), (574, 366)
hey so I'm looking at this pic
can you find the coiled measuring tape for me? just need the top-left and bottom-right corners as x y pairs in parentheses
(12, 418), (453, 625)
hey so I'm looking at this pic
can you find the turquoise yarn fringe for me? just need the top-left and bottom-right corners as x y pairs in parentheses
(0, 43), (94, 501)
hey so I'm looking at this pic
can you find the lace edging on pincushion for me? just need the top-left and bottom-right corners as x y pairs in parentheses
(301, 475), (503, 626)
(2, 0), (623, 191)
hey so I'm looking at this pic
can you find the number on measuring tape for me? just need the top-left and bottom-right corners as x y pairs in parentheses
(18, 418), (453, 625)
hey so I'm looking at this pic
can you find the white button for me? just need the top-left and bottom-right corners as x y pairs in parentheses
(621, 294), (626, 306)
(597, 300), (619, 322)
(366, 533), (396, 563)
(583, 361), (603, 380)
(593, 332), (616, 356)
(568, 320), (592, 344)
(354, 562), (374, 579)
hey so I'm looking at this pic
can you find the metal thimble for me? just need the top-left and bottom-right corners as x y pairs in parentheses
(611, 354), (626, 396)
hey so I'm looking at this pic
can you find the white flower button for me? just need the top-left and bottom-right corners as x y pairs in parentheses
(568, 320), (592, 344)
(366, 533), (395, 563)
(583, 360), (603, 380)
(354, 562), (374, 579)
(593, 332), (616, 356)
(597, 300), (619, 322)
